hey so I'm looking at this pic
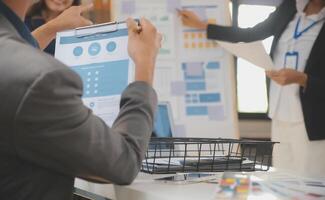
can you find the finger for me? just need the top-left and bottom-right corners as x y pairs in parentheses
(182, 18), (192, 26)
(126, 18), (139, 35)
(79, 3), (94, 13)
(265, 70), (274, 77)
(272, 78), (281, 84)
(157, 32), (163, 48)
(181, 18), (186, 25)
(140, 17), (156, 33)
(274, 78), (286, 85)
(181, 17), (189, 25)
(178, 10), (189, 17)
(82, 18), (93, 26)
(269, 70), (280, 77)
(182, 10), (194, 17)
(176, 9), (182, 16)
(140, 17), (149, 29)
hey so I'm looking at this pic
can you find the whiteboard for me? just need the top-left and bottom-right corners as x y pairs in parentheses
(112, 0), (239, 139)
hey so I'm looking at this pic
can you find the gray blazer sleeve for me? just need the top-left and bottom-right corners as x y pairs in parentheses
(13, 68), (157, 185)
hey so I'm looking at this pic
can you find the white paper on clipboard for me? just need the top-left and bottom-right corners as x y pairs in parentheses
(55, 21), (135, 126)
(217, 40), (274, 70)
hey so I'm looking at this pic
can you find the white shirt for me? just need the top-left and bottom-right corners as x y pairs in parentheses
(269, 0), (325, 122)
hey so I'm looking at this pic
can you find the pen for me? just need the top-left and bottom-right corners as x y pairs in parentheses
(135, 19), (142, 33)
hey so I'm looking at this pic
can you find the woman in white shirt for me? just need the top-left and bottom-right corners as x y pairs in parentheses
(179, 0), (325, 177)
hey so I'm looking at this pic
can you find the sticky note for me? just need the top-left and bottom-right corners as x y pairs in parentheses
(186, 62), (204, 76)
(207, 62), (220, 69)
(184, 32), (189, 39)
(199, 93), (221, 103)
(186, 82), (206, 91)
(171, 81), (186, 96)
(186, 106), (208, 116)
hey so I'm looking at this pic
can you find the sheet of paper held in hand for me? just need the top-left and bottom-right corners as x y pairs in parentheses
(217, 40), (274, 70)
(55, 22), (135, 126)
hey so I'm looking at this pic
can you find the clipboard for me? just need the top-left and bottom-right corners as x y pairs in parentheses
(75, 21), (121, 37)
(55, 21), (135, 127)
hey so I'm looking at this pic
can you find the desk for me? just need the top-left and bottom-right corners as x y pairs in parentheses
(115, 173), (218, 200)
(76, 169), (325, 200)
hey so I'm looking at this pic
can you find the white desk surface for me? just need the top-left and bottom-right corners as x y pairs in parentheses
(76, 169), (325, 200)
(114, 173), (219, 200)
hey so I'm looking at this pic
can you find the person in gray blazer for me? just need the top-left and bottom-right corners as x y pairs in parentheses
(0, 0), (162, 199)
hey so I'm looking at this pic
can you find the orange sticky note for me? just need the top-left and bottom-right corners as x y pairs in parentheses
(184, 32), (189, 39)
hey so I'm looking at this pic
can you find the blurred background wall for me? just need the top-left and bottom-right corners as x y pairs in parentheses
(82, 0), (111, 23)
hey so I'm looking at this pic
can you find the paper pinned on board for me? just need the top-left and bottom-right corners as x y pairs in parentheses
(217, 40), (275, 70)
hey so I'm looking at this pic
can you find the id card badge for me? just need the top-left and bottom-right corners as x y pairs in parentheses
(284, 51), (299, 70)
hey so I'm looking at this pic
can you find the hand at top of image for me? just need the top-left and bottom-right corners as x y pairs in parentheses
(177, 9), (208, 30)
(32, 3), (94, 50)
(127, 18), (162, 86)
(48, 3), (94, 32)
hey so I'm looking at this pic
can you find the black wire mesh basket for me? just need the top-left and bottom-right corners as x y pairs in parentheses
(141, 137), (278, 174)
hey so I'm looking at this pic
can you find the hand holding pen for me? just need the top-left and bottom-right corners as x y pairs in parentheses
(127, 18), (162, 85)
(177, 9), (208, 30)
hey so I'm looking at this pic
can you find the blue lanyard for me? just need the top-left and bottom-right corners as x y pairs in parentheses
(0, 1), (39, 48)
(294, 16), (322, 39)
